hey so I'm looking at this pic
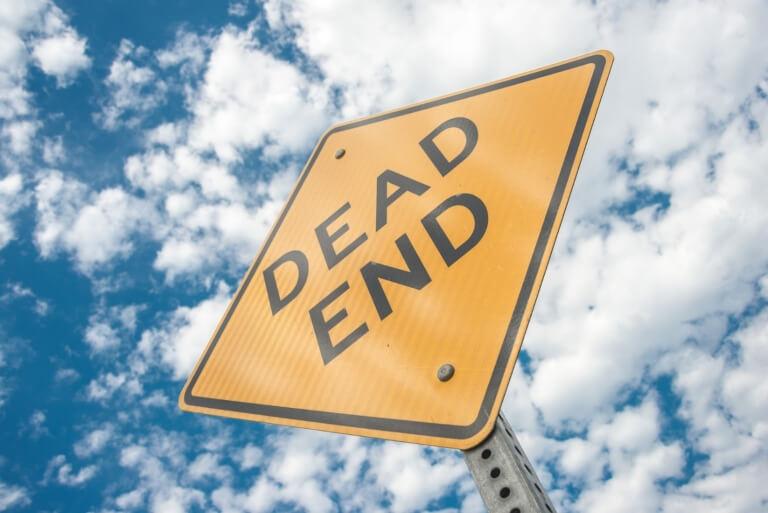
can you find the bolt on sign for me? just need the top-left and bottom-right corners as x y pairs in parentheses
(180, 50), (613, 449)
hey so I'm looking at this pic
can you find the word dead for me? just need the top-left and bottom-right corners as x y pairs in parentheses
(262, 117), (489, 364)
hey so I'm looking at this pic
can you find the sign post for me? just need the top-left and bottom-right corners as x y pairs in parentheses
(179, 49), (612, 504)
(464, 415), (557, 512)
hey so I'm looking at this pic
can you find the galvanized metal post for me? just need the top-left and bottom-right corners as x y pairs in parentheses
(463, 415), (556, 513)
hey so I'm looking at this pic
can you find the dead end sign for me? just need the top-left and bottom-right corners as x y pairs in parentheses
(179, 50), (613, 449)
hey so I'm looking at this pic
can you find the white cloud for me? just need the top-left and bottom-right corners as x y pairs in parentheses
(266, 431), (359, 513)
(558, 437), (603, 484)
(86, 371), (142, 401)
(25, 22), (324, 282)
(211, 479), (282, 513)
(74, 424), (114, 458)
(152, 195), (284, 280)
(264, 0), (598, 117)
(459, 490), (484, 513)
(575, 443), (683, 513)
(145, 122), (184, 147)
(41, 135), (65, 164)
(188, 453), (231, 482)
(662, 458), (768, 513)
(268, 435), (329, 484)
(369, 443), (466, 513)
(0, 481), (30, 511)
(758, 273), (768, 299)
(0, 329), (27, 411)
(149, 486), (205, 513)
(0, 282), (48, 316)
(31, 30), (90, 86)
(0, 0), (89, 113)
(723, 310), (768, 440)
(97, 39), (167, 130)
(590, 398), (660, 454)
(129, 151), (294, 280)
(117, 434), (206, 513)
(526, 92), (768, 425)
(34, 170), (157, 272)
(137, 284), (230, 379)
(0, 353), (6, 409)
(84, 304), (142, 353)
(235, 444), (263, 471)
(0, 173), (24, 249)
(84, 321), (120, 353)
(0, 0), (89, 219)
(650, 311), (768, 513)
(45, 454), (97, 486)
(0, 26), (30, 121)
(203, 429), (472, 513)
(115, 488), (145, 509)
(26, 409), (48, 438)
(54, 367), (78, 382)
(156, 30), (210, 78)
(500, 367), (540, 433)
(1, 119), (38, 156)
(83, 285), (230, 412)
(31, 119), (304, 285)
(187, 27), (329, 161)
(124, 146), (240, 199)
(92, 420), (478, 513)
(141, 390), (170, 408)
(507, 397), (685, 512)
(227, 1), (249, 18)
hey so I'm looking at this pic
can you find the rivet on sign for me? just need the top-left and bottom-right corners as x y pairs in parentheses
(335, 148), (346, 159)
(437, 363), (455, 382)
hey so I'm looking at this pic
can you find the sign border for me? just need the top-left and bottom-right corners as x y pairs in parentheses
(181, 52), (610, 443)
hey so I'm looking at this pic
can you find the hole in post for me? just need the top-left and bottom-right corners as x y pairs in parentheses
(510, 509), (521, 513)
(490, 467), (501, 478)
(524, 464), (532, 475)
(481, 449), (492, 459)
(545, 504), (553, 512)
(514, 445), (523, 456)
(499, 487), (511, 499)
(535, 483), (542, 494)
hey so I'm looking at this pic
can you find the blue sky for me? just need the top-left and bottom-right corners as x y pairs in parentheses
(1, 1), (767, 512)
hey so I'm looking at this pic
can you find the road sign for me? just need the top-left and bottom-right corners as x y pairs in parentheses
(179, 50), (613, 449)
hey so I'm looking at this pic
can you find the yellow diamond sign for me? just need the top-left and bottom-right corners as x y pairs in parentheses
(179, 51), (613, 449)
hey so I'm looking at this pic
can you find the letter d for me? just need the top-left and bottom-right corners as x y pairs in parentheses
(263, 250), (309, 315)
(422, 193), (488, 266)
(419, 117), (478, 176)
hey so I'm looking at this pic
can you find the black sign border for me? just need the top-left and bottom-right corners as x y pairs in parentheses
(183, 54), (608, 442)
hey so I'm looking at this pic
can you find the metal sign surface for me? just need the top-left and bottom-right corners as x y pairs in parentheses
(180, 50), (613, 449)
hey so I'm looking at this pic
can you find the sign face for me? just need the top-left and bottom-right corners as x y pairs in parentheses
(180, 51), (613, 449)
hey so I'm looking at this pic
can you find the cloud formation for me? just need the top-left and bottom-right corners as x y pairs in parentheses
(31, 30), (90, 86)
(0, 0), (90, 253)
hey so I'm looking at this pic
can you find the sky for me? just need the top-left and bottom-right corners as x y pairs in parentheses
(0, 0), (766, 512)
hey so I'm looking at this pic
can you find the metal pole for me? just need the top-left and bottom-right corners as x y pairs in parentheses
(463, 415), (557, 513)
